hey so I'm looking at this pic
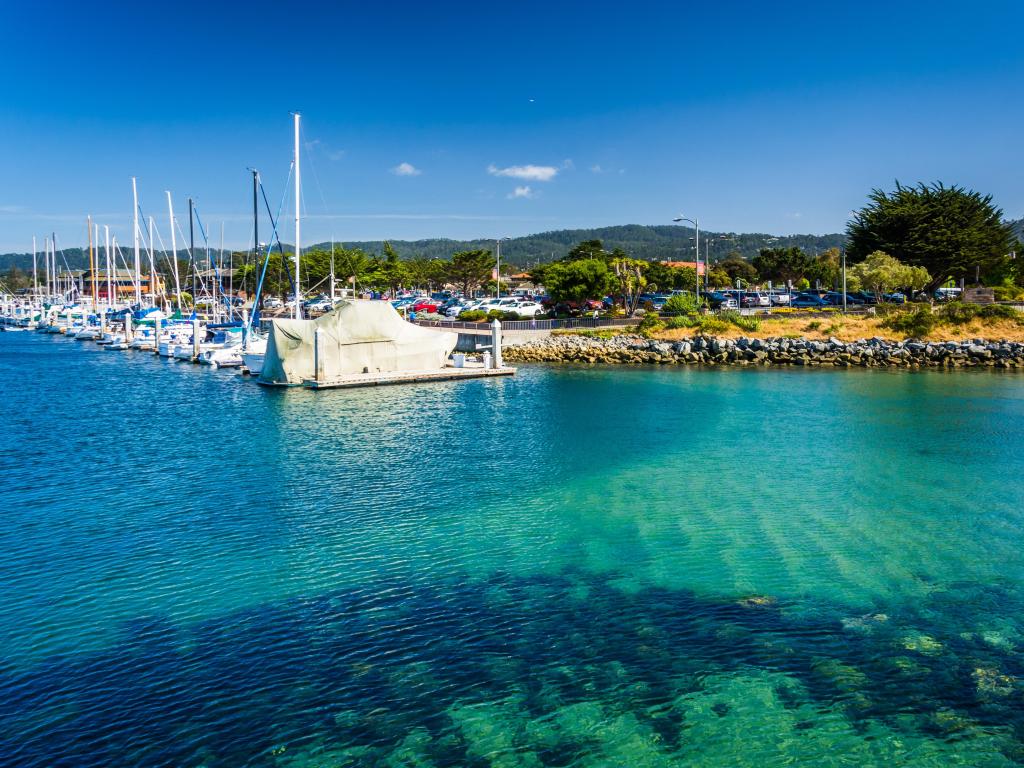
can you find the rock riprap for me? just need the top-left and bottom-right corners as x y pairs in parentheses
(502, 334), (1024, 368)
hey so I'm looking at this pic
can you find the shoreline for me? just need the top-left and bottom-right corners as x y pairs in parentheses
(503, 333), (1024, 369)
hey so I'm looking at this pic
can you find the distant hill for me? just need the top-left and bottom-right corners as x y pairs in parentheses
(5, 219), (1021, 275)
(1009, 217), (1024, 243)
(0, 224), (848, 273)
(326, 225), (848, 266)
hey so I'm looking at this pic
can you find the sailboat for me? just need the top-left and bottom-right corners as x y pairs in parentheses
(241, 113), (304, 376)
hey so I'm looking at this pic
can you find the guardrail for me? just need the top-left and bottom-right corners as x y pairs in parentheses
(416, 317), (636, 332)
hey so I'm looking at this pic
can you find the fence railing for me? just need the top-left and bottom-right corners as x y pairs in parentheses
(416, 317), (635, 332)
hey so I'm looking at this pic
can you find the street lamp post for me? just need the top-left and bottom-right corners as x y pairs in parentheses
(672, 215), (699, 298)
(495, 237), (509, 298)
(841, 247), (847, 314)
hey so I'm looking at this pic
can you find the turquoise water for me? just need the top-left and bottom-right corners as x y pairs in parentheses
(2, 332), (1024, 766)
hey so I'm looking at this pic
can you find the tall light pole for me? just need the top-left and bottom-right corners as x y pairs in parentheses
(841, 247), (847, 314)
(673, 215), (699, 297)
(495, 237), (509, 298)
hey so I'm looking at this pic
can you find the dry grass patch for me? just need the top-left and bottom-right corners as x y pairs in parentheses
(654, 313), (1024, 343)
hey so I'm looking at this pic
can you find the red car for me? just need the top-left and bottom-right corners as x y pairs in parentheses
(412, 299), (442, 313)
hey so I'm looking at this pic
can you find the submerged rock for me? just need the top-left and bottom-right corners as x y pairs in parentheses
(899, 632), (944, 656)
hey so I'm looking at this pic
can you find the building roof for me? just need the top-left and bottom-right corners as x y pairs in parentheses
(660, 260), (707, 274)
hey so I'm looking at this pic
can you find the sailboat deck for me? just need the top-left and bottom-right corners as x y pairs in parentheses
(302, 363), (515, 390)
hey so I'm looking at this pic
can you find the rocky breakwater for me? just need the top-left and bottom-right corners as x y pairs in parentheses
(503, 334), (1024, 369)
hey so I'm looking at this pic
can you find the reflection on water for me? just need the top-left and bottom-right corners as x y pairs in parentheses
(0, 334), (1023, 766)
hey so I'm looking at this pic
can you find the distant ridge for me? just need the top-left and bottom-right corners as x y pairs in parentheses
(2, 220), (1021, 272)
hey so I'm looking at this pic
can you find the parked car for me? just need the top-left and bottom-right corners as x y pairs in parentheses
(747, 291), (771, 307)
(264, 297), (283, 309)
(791, 293), (830, 308)
(849, 291), (877, 305)
(307, 298), (335, 312)
(767, 291), (793, 306)
(412, 299), (443, 313)
(703, 291), (738, 310)
(724, 290), (760, 308)
(511, 301), (546, 317)
(823, 292), (865, 306)
(883, 292), (906, 304)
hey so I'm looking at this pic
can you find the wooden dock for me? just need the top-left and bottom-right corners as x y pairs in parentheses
(302, 364), (515, 390)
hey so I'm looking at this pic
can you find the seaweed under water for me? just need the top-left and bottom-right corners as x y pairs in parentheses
(1, 568), (1022, 767)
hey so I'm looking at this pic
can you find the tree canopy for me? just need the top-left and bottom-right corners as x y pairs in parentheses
(543, 258), (614, 303)
(751, 247), (812, 286)
(717, 255), (758, 285)
(849, 251), (930, 297)
(847, 182), (1013, 292)
(443, 249), (494, 297)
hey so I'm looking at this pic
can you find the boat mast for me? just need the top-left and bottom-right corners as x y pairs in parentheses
(32, 236), (38, 299)
(148, 216), (156, 308)
(293, 112), (301, 319)
(94, 224), (100, 307)
(166, 192), (181, 310)
(43, 236), (50, 300)
(251, 169), (259, 310)
(218, 221), (224, 321)
(189, 197), (196, 308)
(88, 215), (96, 308)
(104, 226), (111, 306)
(132, 177), (141, 305)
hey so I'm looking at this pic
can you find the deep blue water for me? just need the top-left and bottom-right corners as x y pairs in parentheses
(2, 332), (1024, 766)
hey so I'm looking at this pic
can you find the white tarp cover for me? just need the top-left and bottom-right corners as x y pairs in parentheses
(259, 300), (457, 385)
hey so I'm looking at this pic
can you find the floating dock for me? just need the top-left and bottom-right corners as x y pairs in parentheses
(302, 364), (515, 390)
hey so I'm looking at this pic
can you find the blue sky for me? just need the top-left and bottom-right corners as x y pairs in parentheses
(1, 0), (1021, 252)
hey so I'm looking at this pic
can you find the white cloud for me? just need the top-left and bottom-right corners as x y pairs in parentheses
(305, 138), (346, 161)
(508, 186), (534, 199)
(392, 162), (422, 176)
(589, 164), (604, 174)
(786, 211), (803, 219)
(487, 163), (558, 182)
(562, 158), (575, 170)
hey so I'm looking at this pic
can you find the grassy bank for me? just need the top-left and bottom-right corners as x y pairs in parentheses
(645, 304), (1024, 343)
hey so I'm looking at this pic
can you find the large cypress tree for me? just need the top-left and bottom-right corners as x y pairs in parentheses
(847, 182), (1013, 292)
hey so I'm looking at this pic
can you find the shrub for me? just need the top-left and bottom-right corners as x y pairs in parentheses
(666, 315), (698, 329)
(993, 285), (1024, 301)
(457, 309), (489, 321)
(936, 303), (1022, 326)
(695, 316), (729, 334)
(636, 312), (665, 337)
(881, 306), (937, 337)
(978, 304), (1024, 323)
(732, 314), (762, 332)
(663, 293), (702, 315)
(937, 303), (980, 325)
(717, 310), (761, 332)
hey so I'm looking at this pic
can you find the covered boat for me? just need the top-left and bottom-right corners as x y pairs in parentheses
(259, 300), (457, 386)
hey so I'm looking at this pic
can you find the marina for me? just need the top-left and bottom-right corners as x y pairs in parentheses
(3, 2), (1023, 764)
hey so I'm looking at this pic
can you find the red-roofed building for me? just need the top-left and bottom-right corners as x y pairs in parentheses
(660, 260), (706, 275)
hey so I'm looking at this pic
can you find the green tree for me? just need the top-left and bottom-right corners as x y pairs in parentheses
(369, 241), (408, 295)
(718, 255), (758, 285)
(805, 247), (841, 289)
(609, 253), (647, 315)
(849, 251), (930, 300)
(847, 182), (1013, 292)
(708, 267), (730, 288)
(564, 239), (608, 262)
(334, 248), (372, 293)
(752, 247), (812, 285)
(543, 258), (614, 304)
(444, 249), (495, 297)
